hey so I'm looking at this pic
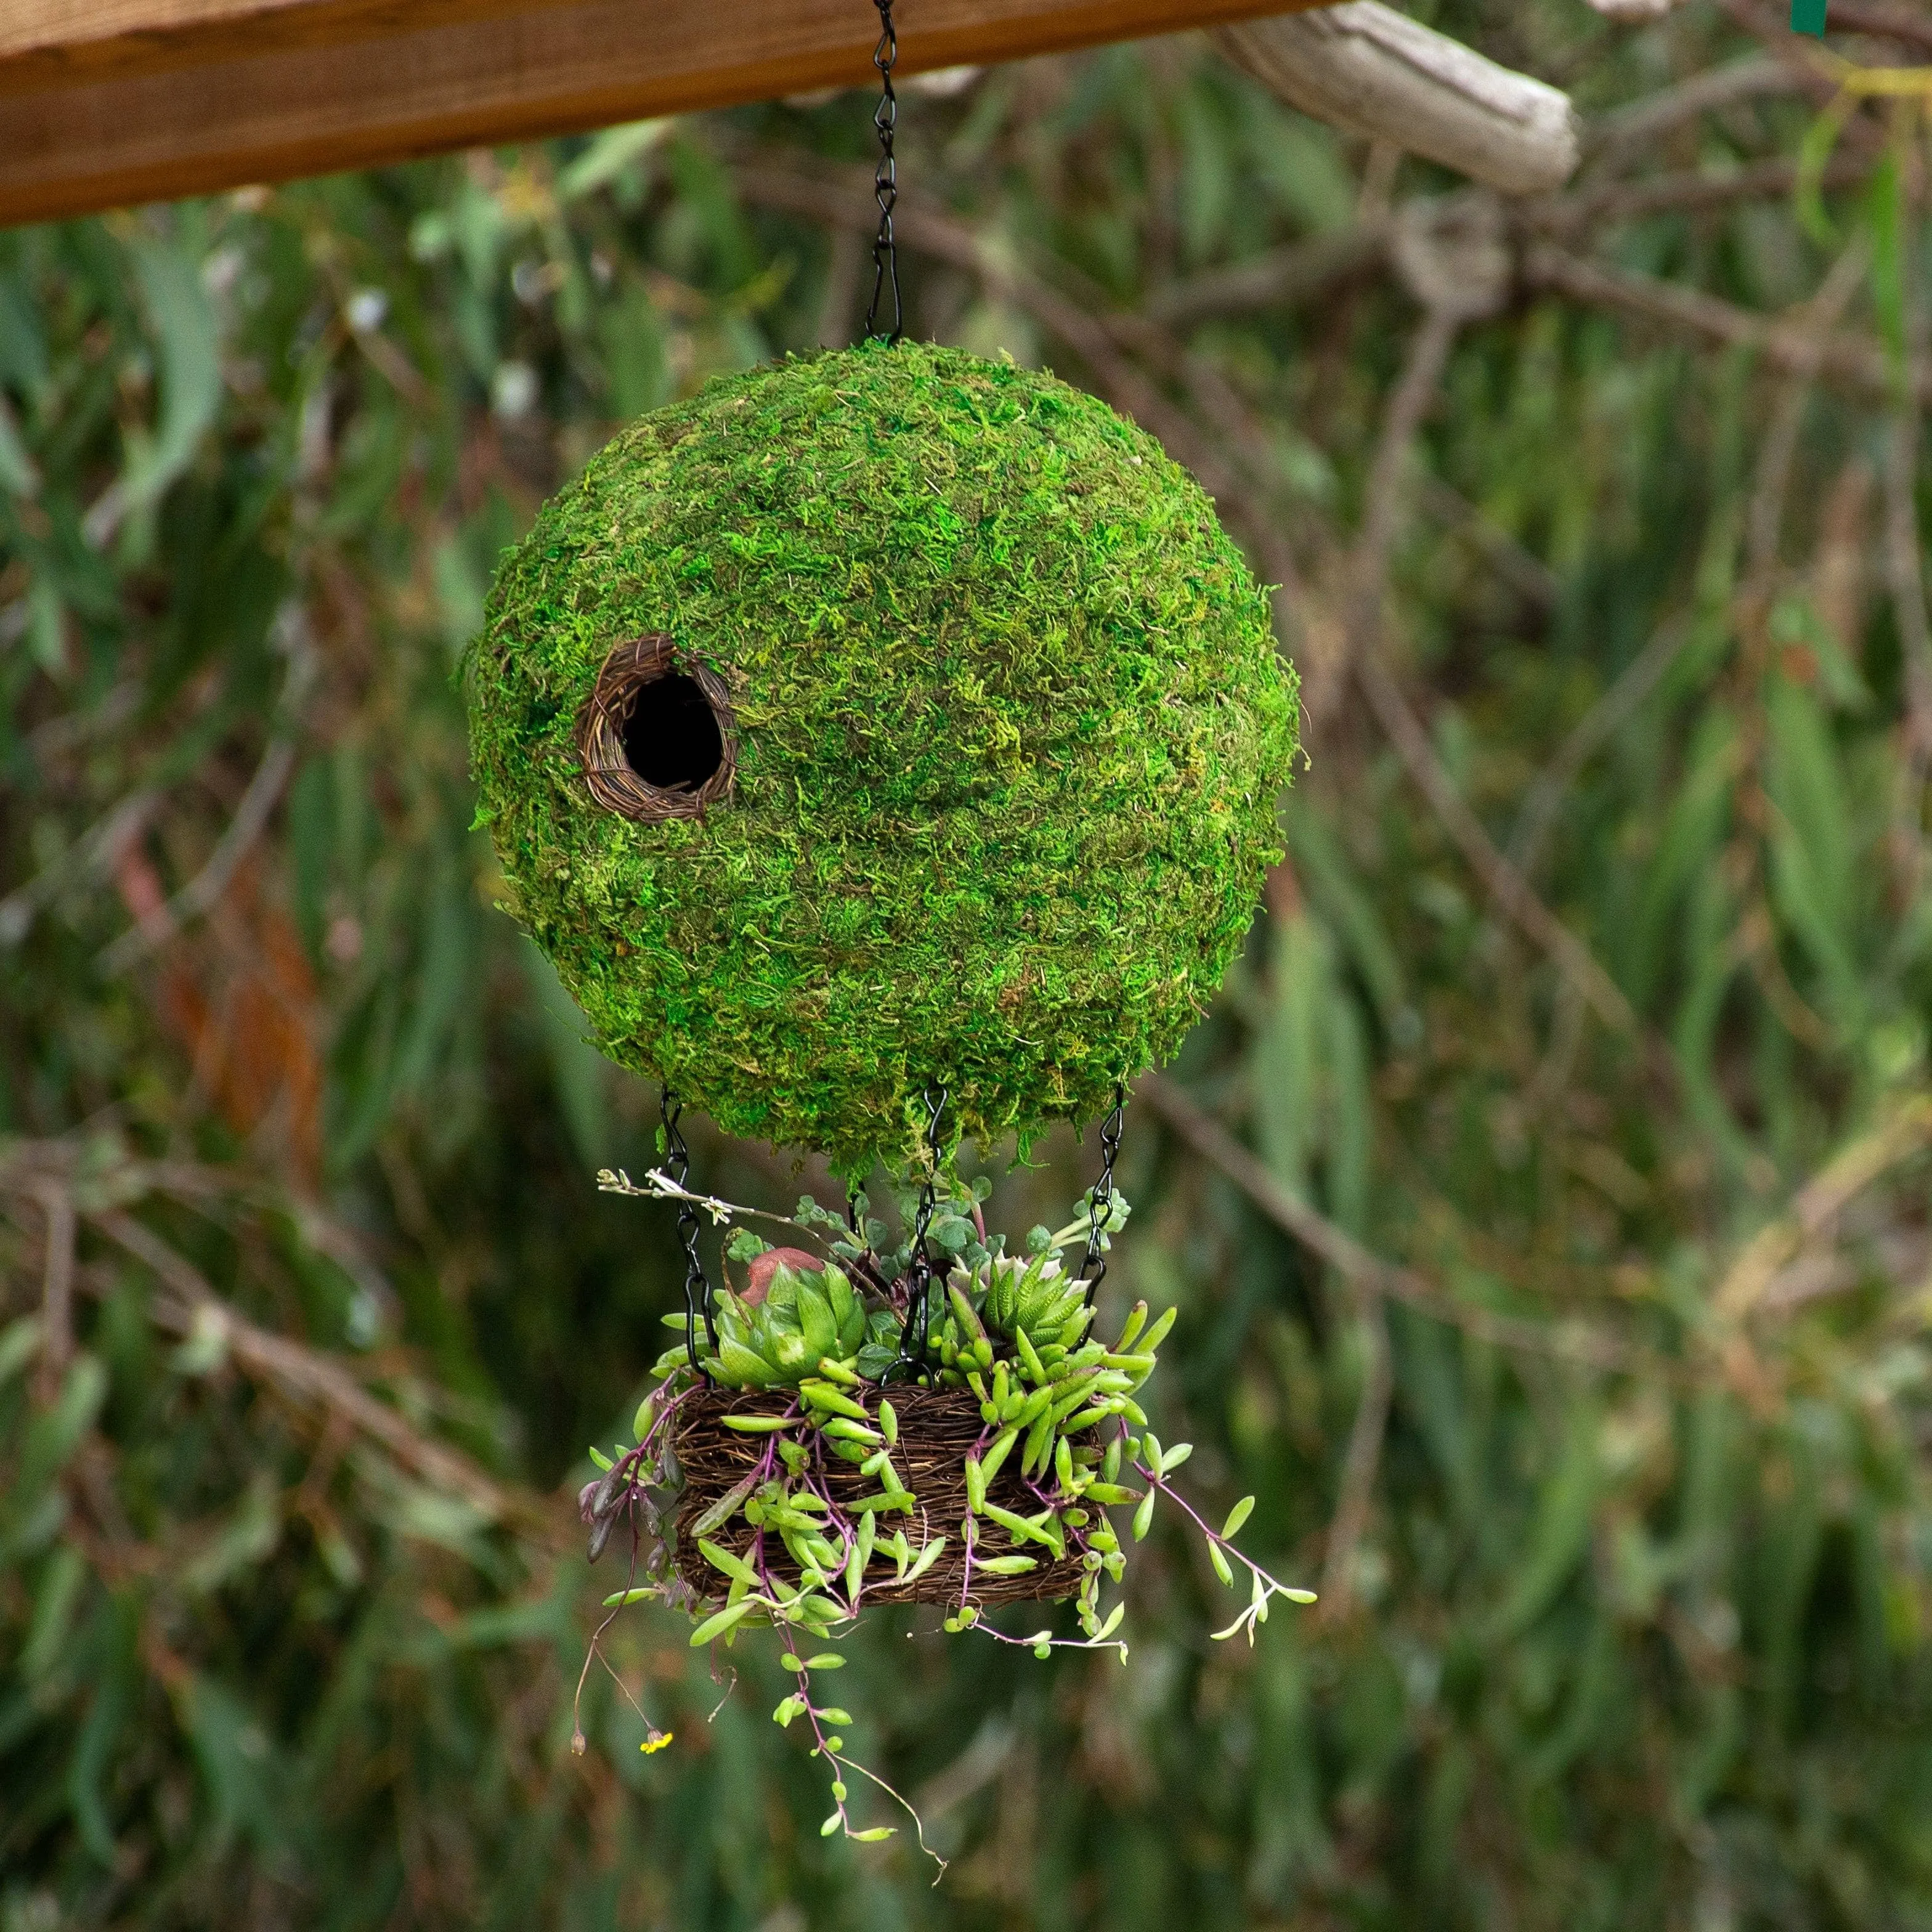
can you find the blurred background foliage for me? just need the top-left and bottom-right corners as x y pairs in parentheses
(6, 0), (1932, 1923)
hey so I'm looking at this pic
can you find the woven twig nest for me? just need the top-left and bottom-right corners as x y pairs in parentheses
(672, 1386), (1087, 1607)
(577, 632), (736, 822)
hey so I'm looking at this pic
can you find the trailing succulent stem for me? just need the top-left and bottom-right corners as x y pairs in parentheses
(578, 1167), (1313, 1847)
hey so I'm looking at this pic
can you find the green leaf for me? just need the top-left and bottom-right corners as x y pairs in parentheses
(689, 1600), (755, 1647)
(903, 1535), (947, 1585)
(1222, 1495), (1255, 1540)
(1132, 1491), (1156, 1542)
(124, 238), (222, 514)
(697, 1540), (760, 1588)
(975, 1554), (1039, 1575)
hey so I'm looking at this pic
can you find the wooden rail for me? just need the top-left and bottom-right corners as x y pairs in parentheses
(0, 0), (1333, 229)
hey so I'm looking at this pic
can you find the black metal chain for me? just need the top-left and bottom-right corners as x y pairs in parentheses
(1078, 1084), (1127, 1309)
(885, 1083), (948, 1381)
(662, 1087), (718, 1376)
(863, 0), (903, 344)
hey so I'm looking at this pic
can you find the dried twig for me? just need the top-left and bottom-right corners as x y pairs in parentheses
(1215, 5), (1580, 197)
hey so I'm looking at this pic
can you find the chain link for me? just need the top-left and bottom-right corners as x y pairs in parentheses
(863, 0), (903, 344)
(1078, 1084), (1127, 1309)
(884, 1083), (948, 1382)
(662, 1088), (718, 1376)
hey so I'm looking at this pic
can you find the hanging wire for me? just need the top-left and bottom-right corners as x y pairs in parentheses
(863, 0), (903, 344)
(1078, 1083), (1128, 1309)
(885, 1083), (948, 1381)
(662, 1087), (718, 1376)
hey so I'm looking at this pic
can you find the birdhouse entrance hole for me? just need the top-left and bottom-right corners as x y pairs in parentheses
(580, 634), (736, 822)
(623, 673), (724, 792)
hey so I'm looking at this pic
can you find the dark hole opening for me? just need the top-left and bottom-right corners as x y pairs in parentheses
(621, 673), (725, 793)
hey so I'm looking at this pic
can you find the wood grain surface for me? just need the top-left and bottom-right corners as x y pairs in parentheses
(0, 0), (1334, 228)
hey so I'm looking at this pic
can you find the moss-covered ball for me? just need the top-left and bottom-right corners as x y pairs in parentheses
(468, 341), (1297, 1172)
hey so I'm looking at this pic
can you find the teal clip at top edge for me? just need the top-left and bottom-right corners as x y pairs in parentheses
(1791, 0), (1827, 35)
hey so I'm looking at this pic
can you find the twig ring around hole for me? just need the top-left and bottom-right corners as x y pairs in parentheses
(578, 633), (737, 823)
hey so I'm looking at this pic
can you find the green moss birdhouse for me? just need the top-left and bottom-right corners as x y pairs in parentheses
(468, 341), (1298, 1170)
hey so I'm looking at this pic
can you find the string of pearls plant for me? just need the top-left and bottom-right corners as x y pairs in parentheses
(574, 1163), (1315, 1856)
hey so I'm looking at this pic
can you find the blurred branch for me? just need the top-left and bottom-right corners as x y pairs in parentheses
(96, 738), (298, 974)
(1879, 115), (1932, 766)
(1747, 244), (1871, 573)
(97, 606), (315, 976)
(1584, 52), (1812, 164)
(1138, 1071), (1648, 1372)
(30, 1177), (75, 1405)
(1345, 298), (1649, 1047)
(1143, 225), (1387, 328)
(1524, 243), (1931, 405)
(87, 1206), (554, 1538)
(1541, 150), (1876, 235)
(1712, 1094), (1932, 1321)
(1317, 1288), (1390, 1624)
(0, 786), (159, 949)
(1512, 243), (1869, 882)
(1414, 473), (1562, 611)
(1719, 0), (1932, 58)
(1508, 617), (1692, 879)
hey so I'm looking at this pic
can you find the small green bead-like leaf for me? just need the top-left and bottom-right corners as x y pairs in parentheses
(1132, 1490), (1156, 1542)
(1222, 1495), (1255, 1540)
(689, 1600), (754, 1646)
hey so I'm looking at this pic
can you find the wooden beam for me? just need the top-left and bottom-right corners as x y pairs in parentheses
(0, 0), (1333, 230)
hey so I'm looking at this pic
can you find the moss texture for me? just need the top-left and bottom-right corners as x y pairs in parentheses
(467, 341), (1298, 1171)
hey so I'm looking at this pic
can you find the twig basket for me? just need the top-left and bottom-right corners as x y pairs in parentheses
(672, 1386), (1089, 1607)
